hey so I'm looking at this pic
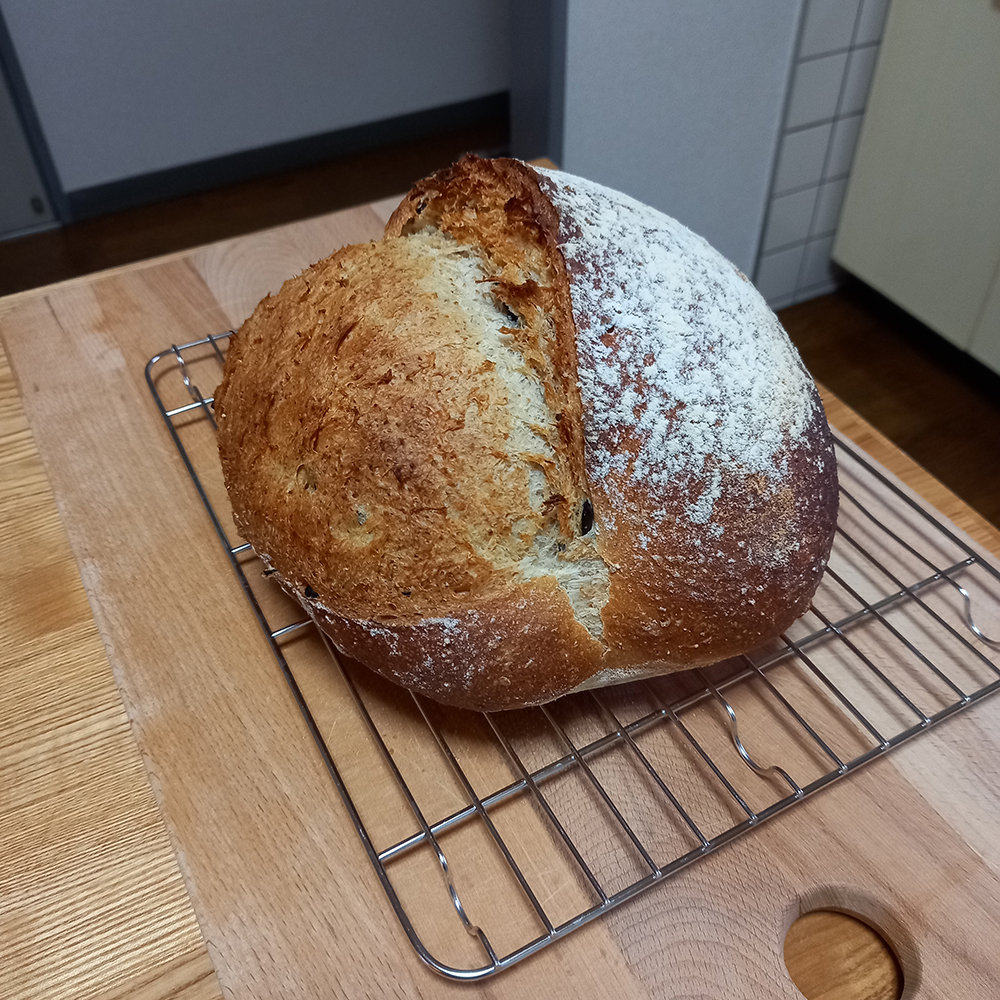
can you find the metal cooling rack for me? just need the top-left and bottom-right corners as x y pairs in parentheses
(147, 332), (1000, 980)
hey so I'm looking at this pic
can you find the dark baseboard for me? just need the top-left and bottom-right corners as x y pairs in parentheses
(840, 274), (1000, 393)
(66, 91), (509, 222)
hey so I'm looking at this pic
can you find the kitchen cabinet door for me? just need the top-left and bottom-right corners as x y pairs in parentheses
(833, 0), (1000, 357)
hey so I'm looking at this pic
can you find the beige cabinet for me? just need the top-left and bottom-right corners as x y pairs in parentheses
(833, 0), (1000, 371)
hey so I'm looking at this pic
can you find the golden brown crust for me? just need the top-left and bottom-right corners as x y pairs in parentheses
(215, 205), (611, 709)
(217, 155), (839, 711)
(218, 237), (524, 617)
(302, 576), (603, 711)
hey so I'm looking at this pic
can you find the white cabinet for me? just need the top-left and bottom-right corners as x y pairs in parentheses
(833, 0), (1000, 371)
(557, 0), (801, 275)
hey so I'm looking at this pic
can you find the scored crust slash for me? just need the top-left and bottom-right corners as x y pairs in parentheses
(214, 155), (838, 711)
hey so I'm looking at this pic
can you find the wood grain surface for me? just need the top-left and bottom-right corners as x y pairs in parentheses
(0, 343), (221, 1000)
(2, 199), (1000, 1000)
(785, 911), (902, 1000)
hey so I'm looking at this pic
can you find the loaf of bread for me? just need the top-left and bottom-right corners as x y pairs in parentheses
(215, 156), (838, 711)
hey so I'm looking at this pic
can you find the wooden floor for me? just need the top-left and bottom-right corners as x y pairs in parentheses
(780, 283), (1000, 528)
(0, 122), (506, 298)
(2, 136), (997, 528)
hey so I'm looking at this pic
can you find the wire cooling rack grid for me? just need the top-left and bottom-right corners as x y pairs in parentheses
(147, 332), (1000, 980)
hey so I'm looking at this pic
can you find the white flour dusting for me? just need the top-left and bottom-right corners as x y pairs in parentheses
(534, 166), (817, 526)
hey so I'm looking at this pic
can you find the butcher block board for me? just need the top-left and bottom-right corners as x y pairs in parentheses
(2, 199), (1000, 999)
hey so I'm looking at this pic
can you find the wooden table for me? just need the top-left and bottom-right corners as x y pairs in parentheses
(2, 196), (999, 1000)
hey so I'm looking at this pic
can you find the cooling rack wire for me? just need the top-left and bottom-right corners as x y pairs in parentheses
(147, 332), (1000, 980)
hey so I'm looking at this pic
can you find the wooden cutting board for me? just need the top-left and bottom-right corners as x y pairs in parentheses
(2, 198), (1000, 1000)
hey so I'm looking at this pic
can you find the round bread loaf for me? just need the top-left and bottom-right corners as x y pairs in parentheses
(215, 155), (838, 711)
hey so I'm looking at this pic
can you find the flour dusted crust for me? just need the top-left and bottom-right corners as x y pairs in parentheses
(216, 155), (838, 711)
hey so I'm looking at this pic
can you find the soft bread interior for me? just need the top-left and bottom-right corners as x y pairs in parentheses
(406, 226), (611, 640)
